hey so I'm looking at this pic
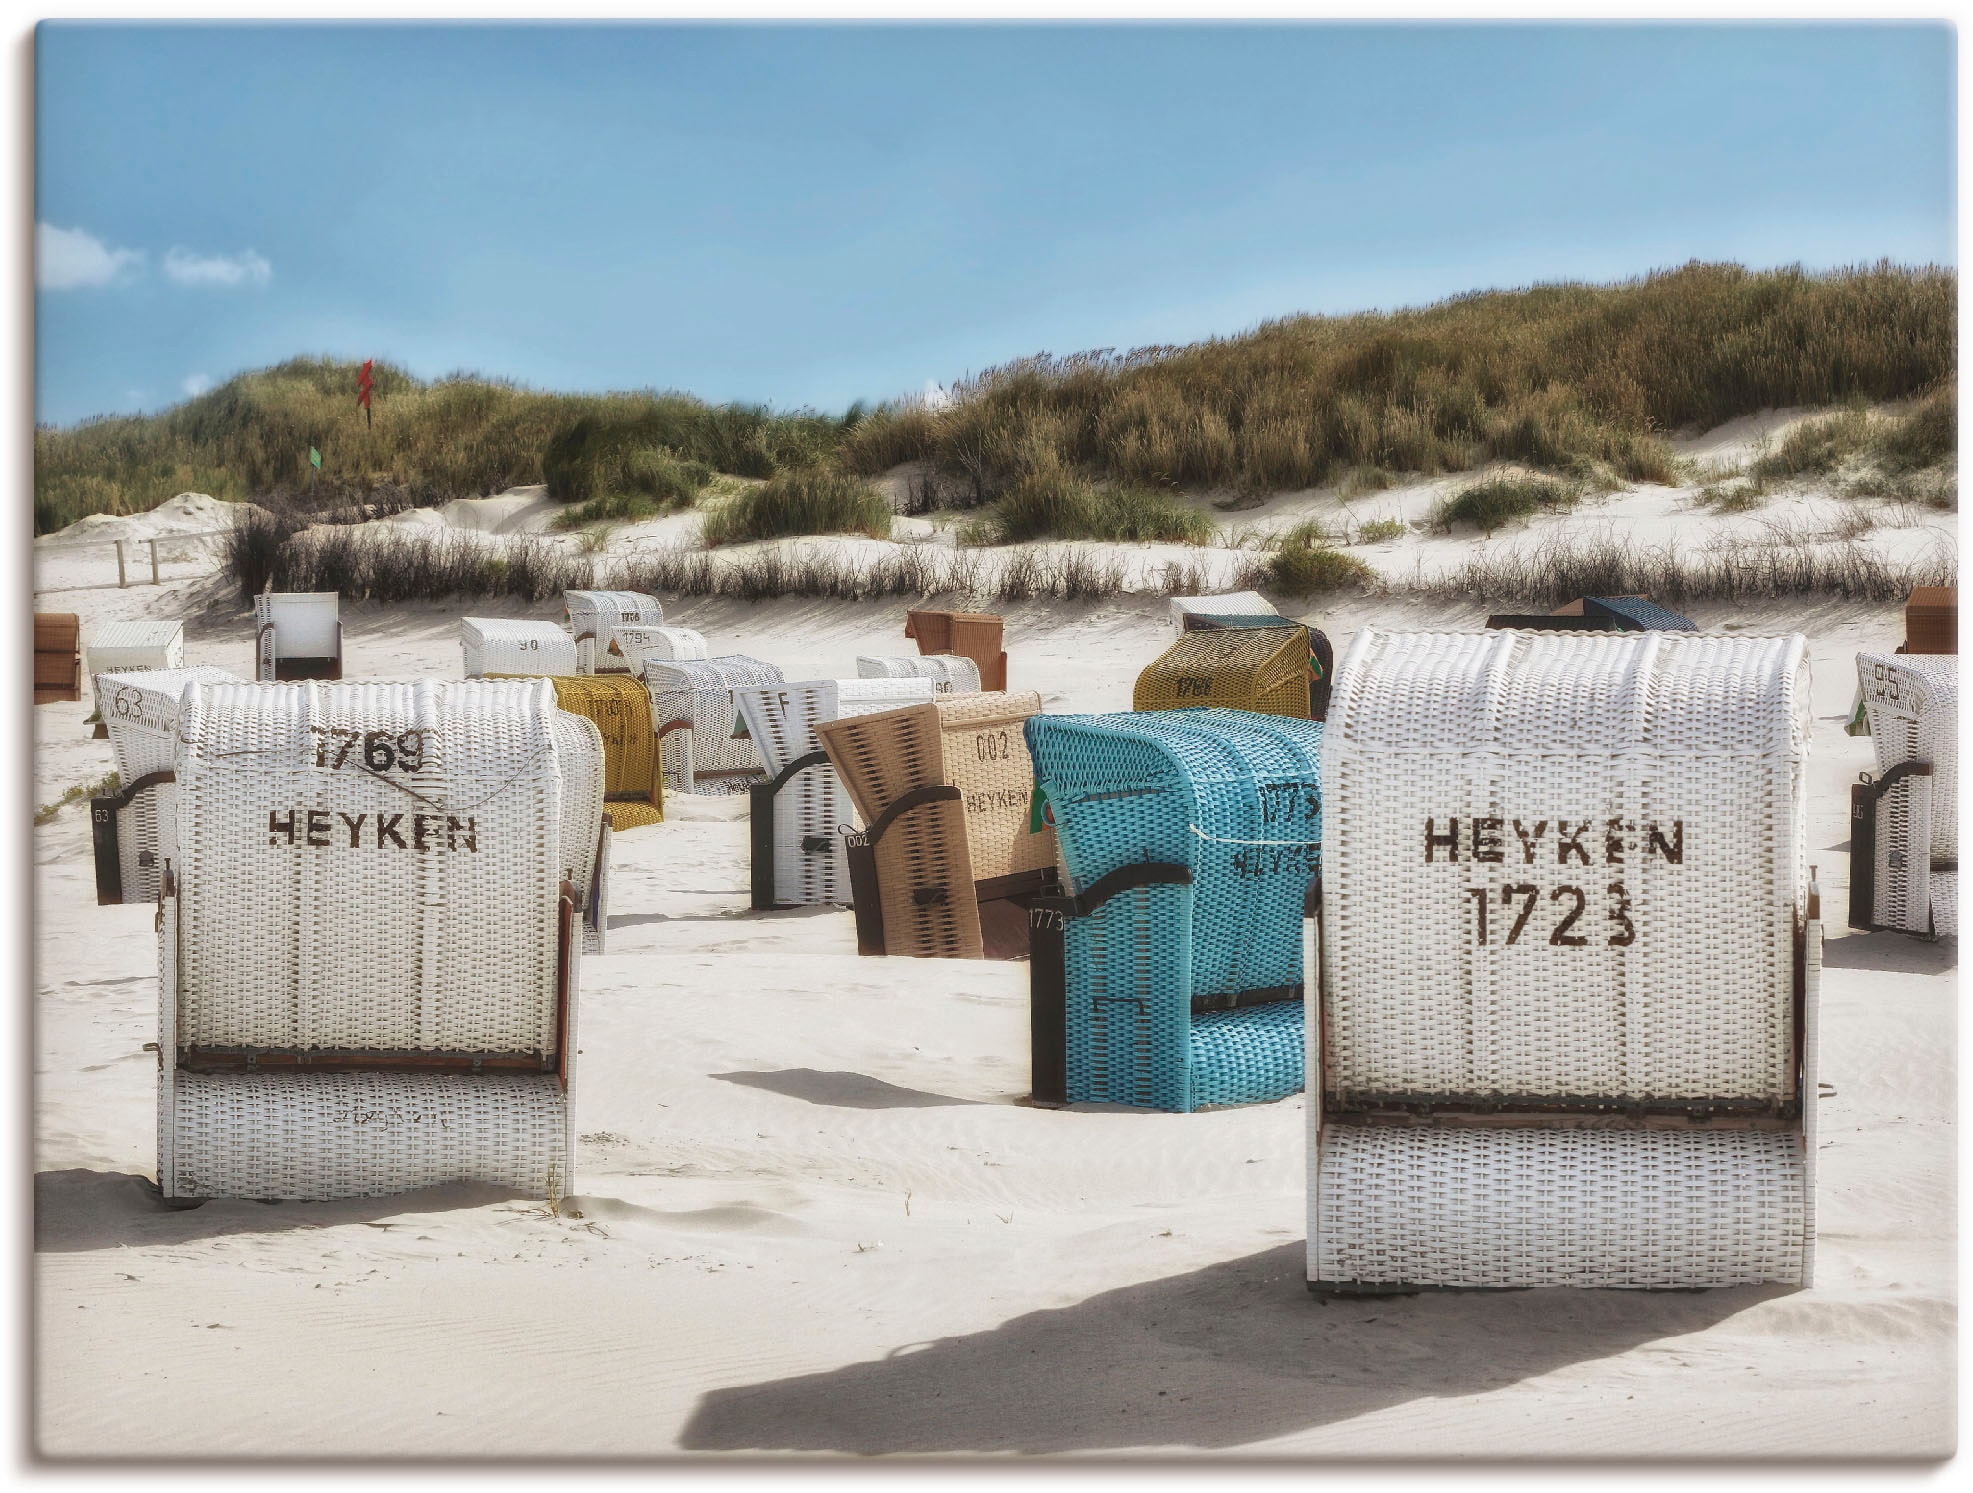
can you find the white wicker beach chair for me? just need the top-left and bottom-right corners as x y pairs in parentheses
(734, 678), (937, 908)
(1169, 591), (1277, 632)
(1852, 653), (1956, 937)
(89, 667), (241, 905)
(563, 590), (664, 675)
(85, 619), (184, 677)
(460, 617), (580, 678)
(645, 656), (785, 796)
(854, 655), (981, 693)
(1309, 628), (1819, 1291)
(611, 624), (709, 675)
(254, 593), (342, 682)
(154, 677), (605, 1202)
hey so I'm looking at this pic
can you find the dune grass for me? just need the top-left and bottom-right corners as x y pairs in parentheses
(1353, 516), (1407, 544)
(699, 465), (892, 546)
(33, 357), (855, 534)
(1872, 383), (1956, 474)
(841, 262), (1952, 504)
(36, 771), (120, 826)
(961, 455), (1216, 545)
(1433, 474), (1583, 533)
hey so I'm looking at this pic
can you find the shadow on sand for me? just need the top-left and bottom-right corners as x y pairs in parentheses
(33, 1168), (526, 1253)
(679, 1242), (1789, 1455)
(1820, 930), (1957, 975)
(711, 1069), (982, 1110)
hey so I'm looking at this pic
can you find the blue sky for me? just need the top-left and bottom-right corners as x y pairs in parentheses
(34, 21), (1955, 428)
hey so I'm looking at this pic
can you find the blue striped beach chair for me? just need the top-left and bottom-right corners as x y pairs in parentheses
(1024, 708), (1321, 1111)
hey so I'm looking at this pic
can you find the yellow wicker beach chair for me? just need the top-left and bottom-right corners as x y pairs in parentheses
(545, 675), (665, 829)
(1133, 626), (1310, 719)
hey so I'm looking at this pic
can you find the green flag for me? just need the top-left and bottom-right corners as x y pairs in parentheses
(308, 447), (322, 469)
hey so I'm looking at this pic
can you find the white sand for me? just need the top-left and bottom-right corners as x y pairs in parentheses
(30, 467), (1955, 1458)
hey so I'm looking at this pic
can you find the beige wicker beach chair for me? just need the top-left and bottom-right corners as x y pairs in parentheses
(1168, 591), (1276, 632)
(89, 667), (242, 905)
(735, 678), (936, 908)
(461, 617), (581, 678)
(1309, 627), (1819, 1292)
(855, 655), (980, 693)
(254, 593), (342, 681)
(646, 656), (786, 795)
(154, 677), (606, 1202)
(815, 691), (1059, 958)
(611, 624), (708, 675)
(86, 619), (185, 676)
(1851, 652), (1956, 937)
(564, 590), (663, 674)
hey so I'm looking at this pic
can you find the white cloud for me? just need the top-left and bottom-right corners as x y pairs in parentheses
(181, 373), (212, 397)
(163, 247), (272, 288)
(921, 379), (952, 411)
(36, 223), (144, 289)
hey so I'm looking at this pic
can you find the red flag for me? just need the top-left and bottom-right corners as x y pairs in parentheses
(357, 359), (373, 409)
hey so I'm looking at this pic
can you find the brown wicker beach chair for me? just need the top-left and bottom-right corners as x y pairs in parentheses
(1905, 586), (1956, 655)
(34, 613), (82, 704)
(906, 609), (1008, 692)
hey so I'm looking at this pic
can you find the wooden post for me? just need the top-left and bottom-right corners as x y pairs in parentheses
(115, 540), (127, 588)
(149, 537), (160, 585)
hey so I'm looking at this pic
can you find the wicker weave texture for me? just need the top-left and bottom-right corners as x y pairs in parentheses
(563, 590), (663, 673)
(551, 712), (610, 954)
(165, 1071), (571, 1201)
(86, 619), (185, 675)
(735, 678), (935, 905)
(1169, 591), (1277, 630)
(546, 675), (663, 829)
(1869, 769), (1936, 934)
(646, 656), (785, 795)
(1321, 629), (1809, 1109)
(1310, 1125), (1809, 1288)
(35, 613), (82, 703)
(1030, 709), (1322, 999)
(1028, 709), (1321, 1110)
(815, 701), (982, 957)
(1134, 628), (1311, 719)
(612, 625), (708, 673)
(1859, 653), (1956, 861)
(461, 619), (580, 678)
(934, 691), (1060, 880)
(93, 667), (242, 904)
(172, 679), (583, 1057)
(856, 655), (981, 693)
(1932, 872), (1958, 937)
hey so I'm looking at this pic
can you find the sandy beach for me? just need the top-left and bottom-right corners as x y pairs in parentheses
(30, 480), (1955, 1459)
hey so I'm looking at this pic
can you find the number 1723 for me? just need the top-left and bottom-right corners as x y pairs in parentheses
(1465, 882), (1635, 948)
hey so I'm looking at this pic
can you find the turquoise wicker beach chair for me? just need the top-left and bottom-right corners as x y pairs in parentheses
(1024, 708), (1321, 1111)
